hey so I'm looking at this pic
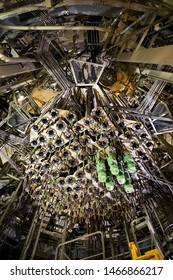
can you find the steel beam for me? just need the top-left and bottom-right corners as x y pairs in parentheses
(54, 0), (171, 15)
(117, 45), (173, 66)
(142, 69), (173, 83)
(0, 63), (40, 78)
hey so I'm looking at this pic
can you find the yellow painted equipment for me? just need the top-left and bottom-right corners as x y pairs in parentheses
(108, 70), (134, 96)
(129, 242), (163, 260)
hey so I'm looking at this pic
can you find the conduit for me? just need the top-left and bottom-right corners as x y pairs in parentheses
(0, 24), (111, 33)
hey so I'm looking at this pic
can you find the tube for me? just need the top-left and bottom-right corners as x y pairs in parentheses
(38, 135), (47, 144)
(73, 124), (84, 134)
(65, 176), (76, 185)
(0, 24), (111, 32)
(49, 110), (59, 119)
(124, 180), (133, 193)
(56, 119), (67, 131)
(123, 152), (136, 174)
(106, 149), (119, 175)
(47, 128), (57, 138)
(55, 137), (64, 147)
(116, 171), (126, 185)
(105, 171), (114, 191)
(66, 112), (77, 123)
(74, 170), (85, 180)
(96, 158), (107, 183)
(31, 139), (38, 147)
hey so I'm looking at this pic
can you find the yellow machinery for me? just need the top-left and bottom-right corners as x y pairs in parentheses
(129, 242), (163, 260)
(108, 70), (134, 96)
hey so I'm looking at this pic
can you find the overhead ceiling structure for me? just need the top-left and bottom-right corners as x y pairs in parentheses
(0, 0), (173, 260)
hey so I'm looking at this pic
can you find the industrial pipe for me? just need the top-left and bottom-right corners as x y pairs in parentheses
(0, 24), (111, 33)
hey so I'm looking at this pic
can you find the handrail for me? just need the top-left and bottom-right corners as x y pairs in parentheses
(55, 231), (105, 260)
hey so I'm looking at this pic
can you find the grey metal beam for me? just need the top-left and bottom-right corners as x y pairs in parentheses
(54, 0), (172, 14)
(0, 63), (41, 78)
(117, 45), (173, 66)
(142, 69), (173, 83)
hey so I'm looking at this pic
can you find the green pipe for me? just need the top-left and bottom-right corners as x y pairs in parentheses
(124, 180), (133, 193)
(105, 171), (114, 191)
(96, 158), (107, 182)
(106, 149), (119, 175)
(127, 162), (136, 173)
(116, 171), (126, 185)
(123, 152), (136, 173)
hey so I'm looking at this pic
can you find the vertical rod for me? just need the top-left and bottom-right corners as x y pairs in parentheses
(20, 209), (38, 260)
(30, 213), (44, 260)
(0, 180), (23, 227)
(59, 219), (68, 260)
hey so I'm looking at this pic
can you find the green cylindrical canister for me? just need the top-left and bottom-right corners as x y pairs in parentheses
(106, 150), (119, 175)
(96, 158), (107, 182)
(110, 164), (119, 176)
(123, 152), (136, 173)
(123, 152), (132, 162)
(98, 171), (107, 182)
(116, 171), (126, 185)
(127, 162), (136, 173)
(105, 171), (114, 191)
(124, 180), (133, 193)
